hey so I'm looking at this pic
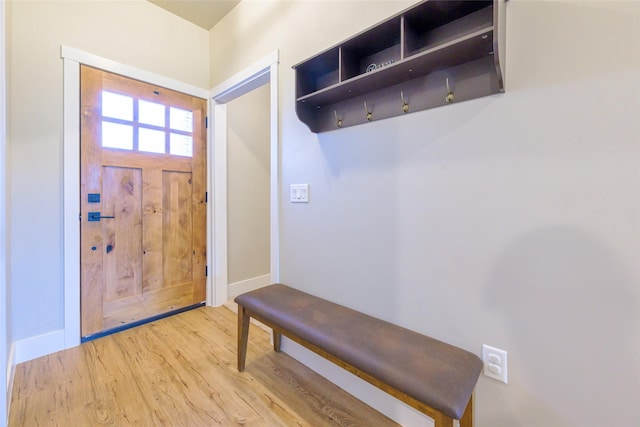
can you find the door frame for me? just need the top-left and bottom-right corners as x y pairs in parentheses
(1, 0), (9, 422)
(209, 50), (280, 305)
(62, 46), (211, 348)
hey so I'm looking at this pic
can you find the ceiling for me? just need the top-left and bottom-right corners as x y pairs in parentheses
(149, 0), (241, 30)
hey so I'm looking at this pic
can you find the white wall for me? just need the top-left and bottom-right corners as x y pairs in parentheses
(8, 0), (209, 351)
(209, 1), (640, 426)
(227, 83), (270, 284)
(5, 0), (640, 425)
(1, 0), (9, 423)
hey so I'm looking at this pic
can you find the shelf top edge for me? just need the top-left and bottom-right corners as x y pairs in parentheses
(292, 0), (497, 70)
(408, 26), (494, 57)
(295, 25), (494, 103)
(292, 0), (431, 70)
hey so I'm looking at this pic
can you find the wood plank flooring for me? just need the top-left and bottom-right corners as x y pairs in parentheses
(9, 306), (399, 426)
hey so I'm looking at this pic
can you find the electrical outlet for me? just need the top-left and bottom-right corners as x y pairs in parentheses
(482, 344), (508, 384)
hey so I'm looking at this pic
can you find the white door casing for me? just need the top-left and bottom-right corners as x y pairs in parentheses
(209, 50), (280, 306)
(62, 46), (210, 349)
(62, 46), (279, 351)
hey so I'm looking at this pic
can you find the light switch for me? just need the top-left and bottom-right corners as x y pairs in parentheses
(290, 184), (309, 203)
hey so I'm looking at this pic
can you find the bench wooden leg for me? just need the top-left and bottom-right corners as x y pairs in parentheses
(432, 411), (453, 427)
(434, 393), (472, 427)
(273, 330), (282, 352)
(237, 305), (250, 372)
(460, 392), (474, 427)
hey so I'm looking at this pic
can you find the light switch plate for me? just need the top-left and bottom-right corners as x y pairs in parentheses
(290, 184), (309, 203)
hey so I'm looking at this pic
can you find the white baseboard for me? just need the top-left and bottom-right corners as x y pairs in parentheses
(281, 338), (436, 427)
(6, 343), (13, 389)
(6, 342), (14, 421)
(14, 329), (65, 364)
(228, 274), (271, 300)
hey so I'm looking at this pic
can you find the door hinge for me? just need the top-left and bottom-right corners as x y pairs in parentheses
(205, 266), (208, 277)
(205, 191), (208, 203)
(205, 116), (208, 128)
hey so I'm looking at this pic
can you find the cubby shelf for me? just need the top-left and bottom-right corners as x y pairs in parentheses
(293, 0), (506, 133)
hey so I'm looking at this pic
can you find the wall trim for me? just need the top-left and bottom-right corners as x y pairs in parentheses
(211, 102), (228, 306)
(281, 340), (431, 426)
(6, 343), (14, 419)
(61, 46), (211, 350)
(210, 50), (280, 306)
(14, 330), (65, 364)
(62, 56), (81, 349)
(210, 50), (277, 104)
(61, 46), (209, 99)
(228, 274), (272, 300)
(1, 0), (8, 423)
(6, 344), (13, 390)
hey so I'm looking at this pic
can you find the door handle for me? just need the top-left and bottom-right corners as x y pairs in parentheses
(87, 212), (115, 222)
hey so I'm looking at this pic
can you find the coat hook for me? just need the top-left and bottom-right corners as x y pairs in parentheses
(445, 78), (454, 104)
(364, 101), (372, 121)
(334, 110), (342, 128)
(401, 91), (409, 113)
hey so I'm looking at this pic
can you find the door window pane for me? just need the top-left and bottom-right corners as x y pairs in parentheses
(102, 121), (133, 150)
(102, 91), (133, 121)
(170, 133), (193, 157)
(139, 128), (166, 154)
(170, 107), (193, 132)
(139, 100), (165, 127)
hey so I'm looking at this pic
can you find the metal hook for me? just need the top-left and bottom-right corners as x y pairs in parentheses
(445, 78), (454, 104)
(334, 110), (342, 128)
(364, 102), (372, 121)
(401, 91), (409, 113)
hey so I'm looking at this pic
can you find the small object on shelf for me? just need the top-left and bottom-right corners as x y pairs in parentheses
(366, 59), (395, 73)
(293, 0), (506, 133)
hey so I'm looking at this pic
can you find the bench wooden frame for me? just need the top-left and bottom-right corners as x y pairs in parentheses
(236, 285), (480, 427)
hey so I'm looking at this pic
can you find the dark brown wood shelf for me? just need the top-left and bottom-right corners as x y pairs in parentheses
(293, 0), (506, 133)
(295, 47), (340, 98)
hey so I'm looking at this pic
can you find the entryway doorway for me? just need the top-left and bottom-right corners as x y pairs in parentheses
(79, 65), (207, 340)
(210, 50), (279, 305)
(226, 84), (271, 298)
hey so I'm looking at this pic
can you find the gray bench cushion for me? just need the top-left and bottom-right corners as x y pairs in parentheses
(235, 284), (482, 420)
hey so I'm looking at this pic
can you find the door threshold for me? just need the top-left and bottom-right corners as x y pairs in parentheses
(81, 302), (206, 343)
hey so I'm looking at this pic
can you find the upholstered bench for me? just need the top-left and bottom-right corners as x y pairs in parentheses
(235, 284), (482, 427)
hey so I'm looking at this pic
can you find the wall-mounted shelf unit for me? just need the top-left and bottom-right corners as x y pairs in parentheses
(293, 0), (506, 133)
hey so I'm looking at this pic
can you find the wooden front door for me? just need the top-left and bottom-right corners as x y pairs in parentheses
(80, 65), (207, 338)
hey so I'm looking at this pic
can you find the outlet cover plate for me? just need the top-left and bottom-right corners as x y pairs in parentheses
(482, 344), (508, 384)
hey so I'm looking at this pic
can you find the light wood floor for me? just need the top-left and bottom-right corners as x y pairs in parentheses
(9, 306), (399, 426)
